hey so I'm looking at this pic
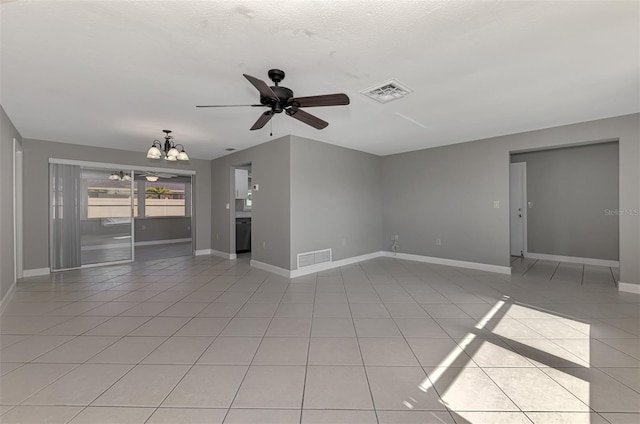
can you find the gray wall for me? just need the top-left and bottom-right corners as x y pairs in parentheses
(511, 142), (619, 260)
(21, 138), (211, 271)
(289, 136), (382, 269)
(210, 136), (291, 270)
(382, 138), (508, 266)
(1, 106), (22, 300)
(382, 114), (639, 285)
(134, 217), (192, 243)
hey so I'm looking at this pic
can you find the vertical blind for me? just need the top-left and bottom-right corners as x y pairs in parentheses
(50, 163), (82, 270)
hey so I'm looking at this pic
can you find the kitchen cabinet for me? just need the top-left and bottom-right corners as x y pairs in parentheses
(235, 169), (249, 199)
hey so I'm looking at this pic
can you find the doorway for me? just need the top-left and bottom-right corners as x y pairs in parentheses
(231, 163), (252, 260)
(509, 162), (527, 257)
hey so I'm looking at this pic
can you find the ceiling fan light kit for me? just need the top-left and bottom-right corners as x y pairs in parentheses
(197, 69), (350, 131)
(146, 130), (190, 161)
(109, 170), (131, 181)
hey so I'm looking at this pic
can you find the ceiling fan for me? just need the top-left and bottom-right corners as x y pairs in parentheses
(136, 171), (177, 182)
(196, 69), (350, 130)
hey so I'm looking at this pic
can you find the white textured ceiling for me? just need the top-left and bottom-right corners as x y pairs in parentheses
(1, 1), (638, 159)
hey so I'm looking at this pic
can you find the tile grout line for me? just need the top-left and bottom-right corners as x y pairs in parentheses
(522, 259), (538, 276)
(390, 259), (532, 420)
(16, 258), (244, 419)
(549, 262), (561, 281)
(140, 260), (257, 423)
(375, 259), (463, 422)
(27, 259), (226, 420)
(3, 255), (639, 421)
(217, 270), (288, 423)
(298, 271), (318, 424)
(609, 267), (617, 288)
(348, 264), (380, 424)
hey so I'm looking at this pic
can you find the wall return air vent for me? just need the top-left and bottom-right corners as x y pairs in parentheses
(360, 79), (413, 103)
(297, 248), (332, 269)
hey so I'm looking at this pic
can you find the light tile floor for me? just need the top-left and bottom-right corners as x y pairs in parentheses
(1, 255), (639, 424)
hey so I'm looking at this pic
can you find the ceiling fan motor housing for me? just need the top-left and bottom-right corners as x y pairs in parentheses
(261, 86), (293, 113)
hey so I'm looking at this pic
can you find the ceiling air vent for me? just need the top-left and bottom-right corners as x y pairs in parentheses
(360, 79), (412, 103)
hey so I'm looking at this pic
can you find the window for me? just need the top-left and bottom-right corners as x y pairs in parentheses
(142, 181), (187, 217)
(86, 179), (132, 218)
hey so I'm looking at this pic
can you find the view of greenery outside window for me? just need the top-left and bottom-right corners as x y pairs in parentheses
(143, 182), (186, 217)
(87, 180), (187, 218)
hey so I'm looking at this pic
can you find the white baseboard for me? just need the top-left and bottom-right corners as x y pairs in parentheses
(290, 251), (384, 278)
(23, 267), (50, 278)
(251, 251), (512, 278)
(135, 238), (192, 247)
(525, 252), (619, 268)
(250, 259), (291, 278)
(1, 280), (17, 314)
(252, 251), (384, 278)
(382, 251), (512, 275)
(196, 249), (237, 260)
(618, 282), (640, 294)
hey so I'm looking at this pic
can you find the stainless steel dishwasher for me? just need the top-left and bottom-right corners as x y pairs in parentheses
(236, 218), (251, 253)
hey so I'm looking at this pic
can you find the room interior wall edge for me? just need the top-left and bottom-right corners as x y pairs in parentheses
(0, 105), (23, 302)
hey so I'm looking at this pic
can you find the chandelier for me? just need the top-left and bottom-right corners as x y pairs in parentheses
(108, 170), (131, 181)
(146, 130), (189, 161)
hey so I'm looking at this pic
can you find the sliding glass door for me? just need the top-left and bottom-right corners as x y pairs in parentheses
(50, 164), (134, 271)
(80, 167), (134, 266)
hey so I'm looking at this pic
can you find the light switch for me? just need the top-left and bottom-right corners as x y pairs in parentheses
(493, 200), (500, 209)
(253, 184), (259, 191)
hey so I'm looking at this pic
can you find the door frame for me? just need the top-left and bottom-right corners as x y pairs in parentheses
(13, 138), (23, 280)
(509, 161), (528, 257)
(229, 164), (252, 258)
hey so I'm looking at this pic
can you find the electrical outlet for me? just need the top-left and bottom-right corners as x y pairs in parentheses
(528, 201), (534, 208)
(216, 233), (219, 240)
(262, 241), (266, 249)
(436, 238), (442, 246)
(141, 225), (146, 231)
(493, 200), (500, 209)
(226, 203), (230, 210)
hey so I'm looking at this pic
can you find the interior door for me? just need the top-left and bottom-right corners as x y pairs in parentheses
(509, 162), (526, 257)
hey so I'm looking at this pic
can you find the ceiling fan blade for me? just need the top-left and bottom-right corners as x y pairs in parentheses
(196, 104), (266, 108)
(250, 111), (274, 131)
(288, 93), (350, 108)
(286, 108), (329, 130)
(243, 74), (279, 101)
